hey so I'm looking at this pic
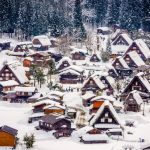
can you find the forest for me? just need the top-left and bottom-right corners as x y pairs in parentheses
(1, 0), (150, 39)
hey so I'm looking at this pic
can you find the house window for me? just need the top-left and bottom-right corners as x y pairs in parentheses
(108, 118), (112, 123)
(101, 118), (105, 122)
(105, 113), (109, 117)
(28, 92), (33, 96)
(132, 86), (141, 91)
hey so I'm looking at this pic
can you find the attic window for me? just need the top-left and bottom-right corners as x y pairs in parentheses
(101, 118), (105, 122)
(108, 118), (112, 123)
(105, 113), (109, 117)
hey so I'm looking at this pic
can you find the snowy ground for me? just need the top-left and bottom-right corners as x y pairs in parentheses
(0, 97), (150, 150)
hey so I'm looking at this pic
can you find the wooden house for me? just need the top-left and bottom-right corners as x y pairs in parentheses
(97, 27), (111, 35)
(71, 48), (87, 60)
(7, 86), (38, 102)
(112, 57), (132, 77)
(124, 39), (150, 61)
(13, 41), (32, 53)
(43, 104), (66, 115)
(111, 33), (133, 58)
(121, 72), (150, 100)
(123, 51), (145, 69)
(90, 53), (101, 62)
(82, 92), (96, 107)
(100, 75), (115, 95)
(29, 52), (51, 67)
(59, 65), (84, 84)
(89, 101), (122, 130)
(32, 35), (51, 51)
(0, 125), (18, 148)
(82, 75), (105, 94)
(108, 66), (119, 78)
(27, 92), (43, 103)
(0, 61), (29, 85)
(0, 80), (19, 92)
(56, 57), (73, 71)
(90, 96), (116, 114)
(0, 40), (11, 51)
(124, 90), (143, 112)
(39, 114), (71, 132)
(134, 65), (150, 82)
(32, 98), (63, 113)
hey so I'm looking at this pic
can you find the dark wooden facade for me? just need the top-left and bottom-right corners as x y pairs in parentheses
(13, 43), (32, 52)
(72, 52), (86, 60)
(0, 65), (20, 83)
(121, 75), (150, 101)
(82, 77), (104, 94)
(90, 54), (101, 62)
(92, 107), (120, 130)
(29, 52), (50, 67)
(112, 34), (130, 46)
(57, 61), (71, 71)
(32, 39), (49, 51)
(125, 42), (147, 61)
(100, 76), (114, 95)
(124, 92), (142, 112)
(39, 115), (71, 132)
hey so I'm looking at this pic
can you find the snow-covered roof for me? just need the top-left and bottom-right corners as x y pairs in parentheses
(81, 92), (96, 100)
(15, 41), (32, 46)
(126, 90), (143, 105)
(81, 133), (109, 142)
(90, 101), (122, 127)
(6, 61), (29, 84)
(91, 95), (116, 102)
(32, 35), (51, 46)
(70, 47), (87, 54)
(97, 27), (110, 31)
(0, 80), (19, 87)
(43, 104), (65, 110)
(56, 57), (73, 69)
(82, 76), (105, 90)
(134, 39), (150, 59)
(60, 65), (84, 74)
(137, 72), (150, 93)
(59, 69), (81, 76)
(117, 56), (130, 69)
(14, 86), (36, 92)
(112, 33), (133, 46)
(48, 91), (64, 97)
(27, 92), (42, 100)
(32, 99), (60, 107)
(126, 51), (145, 67)
(0, 39), (11, 44)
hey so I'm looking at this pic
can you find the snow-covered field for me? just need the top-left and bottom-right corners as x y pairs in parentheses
(0, 97), (150, 150)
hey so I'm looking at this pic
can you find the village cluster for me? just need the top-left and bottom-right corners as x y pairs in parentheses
(0, 27), (150, 150)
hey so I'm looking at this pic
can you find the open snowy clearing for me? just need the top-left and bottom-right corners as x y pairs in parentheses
(0, 96), (150, 150)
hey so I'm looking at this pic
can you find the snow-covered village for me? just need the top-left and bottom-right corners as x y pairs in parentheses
(1, 0), (150, 150)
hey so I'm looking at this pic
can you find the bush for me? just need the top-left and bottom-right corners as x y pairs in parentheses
(23, 133), (35, 149)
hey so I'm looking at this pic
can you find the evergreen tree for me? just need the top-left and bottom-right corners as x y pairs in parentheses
(105, 0), (121, 26)
(0, 0), (10, 33)
(73, 0), (86, 40)
(141, 0), (150, 31)
(23, 133), (35, 149)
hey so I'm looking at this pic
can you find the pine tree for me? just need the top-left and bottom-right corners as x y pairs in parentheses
(141, 0), (150, 31)
(73, 0), (86, 40)
(0, 0), (10, 33)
